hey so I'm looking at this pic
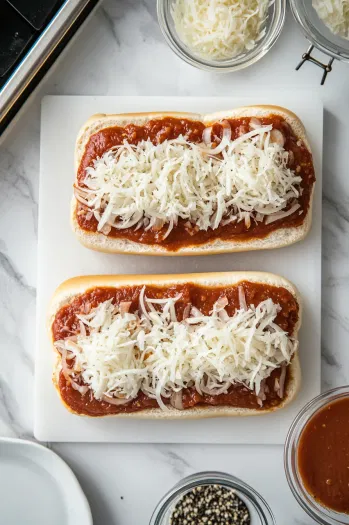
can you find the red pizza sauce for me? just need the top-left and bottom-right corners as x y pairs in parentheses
(298, 397), (349, 514)
(52, 281), (299, 416)
(75, 116), (315, 251)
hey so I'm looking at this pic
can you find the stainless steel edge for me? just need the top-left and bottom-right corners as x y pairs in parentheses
(0, 0), (95, 124)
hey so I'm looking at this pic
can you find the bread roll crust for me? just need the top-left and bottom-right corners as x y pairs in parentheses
(49, 271), (302, 418)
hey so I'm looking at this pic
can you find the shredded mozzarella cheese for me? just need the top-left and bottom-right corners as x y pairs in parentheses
(56, 291), (298, 410)
(76, 125), (302, 238)
(171, 0), (270, 60)
(313, 0), (349, 39)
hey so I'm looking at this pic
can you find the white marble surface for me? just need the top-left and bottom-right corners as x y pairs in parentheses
(0, 1), (349, 523)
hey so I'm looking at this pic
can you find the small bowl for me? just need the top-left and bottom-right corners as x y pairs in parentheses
(149, 471), (276, 525)
(285, 386), (349, 525)
(157, 0), (286, 72)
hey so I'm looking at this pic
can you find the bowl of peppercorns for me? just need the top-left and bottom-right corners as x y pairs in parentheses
(149, 471), (275, 525)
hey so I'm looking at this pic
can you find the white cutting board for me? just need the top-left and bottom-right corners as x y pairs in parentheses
(35, 96), (322, 443)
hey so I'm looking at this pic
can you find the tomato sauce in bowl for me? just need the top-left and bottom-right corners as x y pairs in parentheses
(298, 397), (349, 514)
(285, 387), (349, 525)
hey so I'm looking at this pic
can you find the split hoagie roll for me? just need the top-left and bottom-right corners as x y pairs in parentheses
(49, 271), (302, 418)
(72, 105), (315, 255)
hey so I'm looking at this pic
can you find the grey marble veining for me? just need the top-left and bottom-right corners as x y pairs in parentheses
(0, 1), (349, 523)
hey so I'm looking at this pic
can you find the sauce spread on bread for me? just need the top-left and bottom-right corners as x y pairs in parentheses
(298, 396), (349, 514)
(53, 281), (299, 416)
(75, 115), (315, 251)
(58, 368), (287, 416)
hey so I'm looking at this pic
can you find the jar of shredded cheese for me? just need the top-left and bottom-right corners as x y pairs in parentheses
(290, 0), (349, 84)
(157, 0), (286, 72)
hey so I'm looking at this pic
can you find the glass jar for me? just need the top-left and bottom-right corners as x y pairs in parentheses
(290, 1), (349, 83)
(285, 386), (349, 525)
(290, 0), (349, 62)
(157, 0), (286, 72)
(150, 471), (276, 525)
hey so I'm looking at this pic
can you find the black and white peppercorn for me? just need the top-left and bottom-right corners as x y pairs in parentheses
(170, 484), (251, 525)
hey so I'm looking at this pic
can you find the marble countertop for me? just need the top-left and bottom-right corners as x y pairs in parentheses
(1, 1), (349, 523)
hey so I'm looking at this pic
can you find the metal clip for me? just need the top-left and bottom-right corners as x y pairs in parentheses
(296, 45), (335, 85)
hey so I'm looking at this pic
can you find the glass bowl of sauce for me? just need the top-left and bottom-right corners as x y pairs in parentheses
(149, 471), (276, 525)
(285, 386), (349, 524)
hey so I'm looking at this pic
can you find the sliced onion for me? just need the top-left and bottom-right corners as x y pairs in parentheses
(244, 213), (251, 229)
(101, 224), (112, 235)
(113, 211), (143, 230)
(182, 303), (192, 320)
(259, 381), (267, 400)
(161, 217), (174, 240)
(73, 186), (88, 197)
(214, 296), (228, 311)
(184, 221), (199, 236)
(71, 380), (89, 395)
(102, 394), (132, 405)
(287, 150), (294, 165)
(199, 379), (230, 396)
(94, 210), (101, 222)
(61, 349), (73, 381)
(146, 294), (182, 305)
(199, 136), (229, 155)
(270, 128), (285, 147)
(55, 343), (74, 360)
(278, 365), (287, 399)
(79, 321), (86, 337)
(120, 301), (132, 315)
(84, 302), (91, 314)
(220, 215), (237, 227)
(152, 217), (165, 232)
(74, 195), (89, 207)
(256, 379), (268, 407)
(139, 286), (150, 321)
(73, 187), (90, 207)
(255, 213), (264, 223)
(204, 124), (272, 156)
(249, 117), (262, 130)
(265, 203), (301, 225)
(191, 306), (203, 317)
(186, 317), (205, 325)
(65, 340), (81, 353)
(238, 285), (248, 311)
(218, 309), (230, 322)
(221, 120), (231, 141)
(85, 211), (93, 221)
(202, 126), (212, 145)
(237, 125), (248, 136)
(170, 391), (184, 410)
(274, 378), (280, 392)
(134, 218), (144, 231)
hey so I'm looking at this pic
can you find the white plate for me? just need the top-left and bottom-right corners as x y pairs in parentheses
(0, 437), (92, 525)
(35, 95), (322, 443)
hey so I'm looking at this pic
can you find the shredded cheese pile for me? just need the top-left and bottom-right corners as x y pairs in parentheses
(313, 0), (349, 40)
(76, 126), (302, 238)
(56, 290), (297, 410)
(171, 0), (270, 61)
